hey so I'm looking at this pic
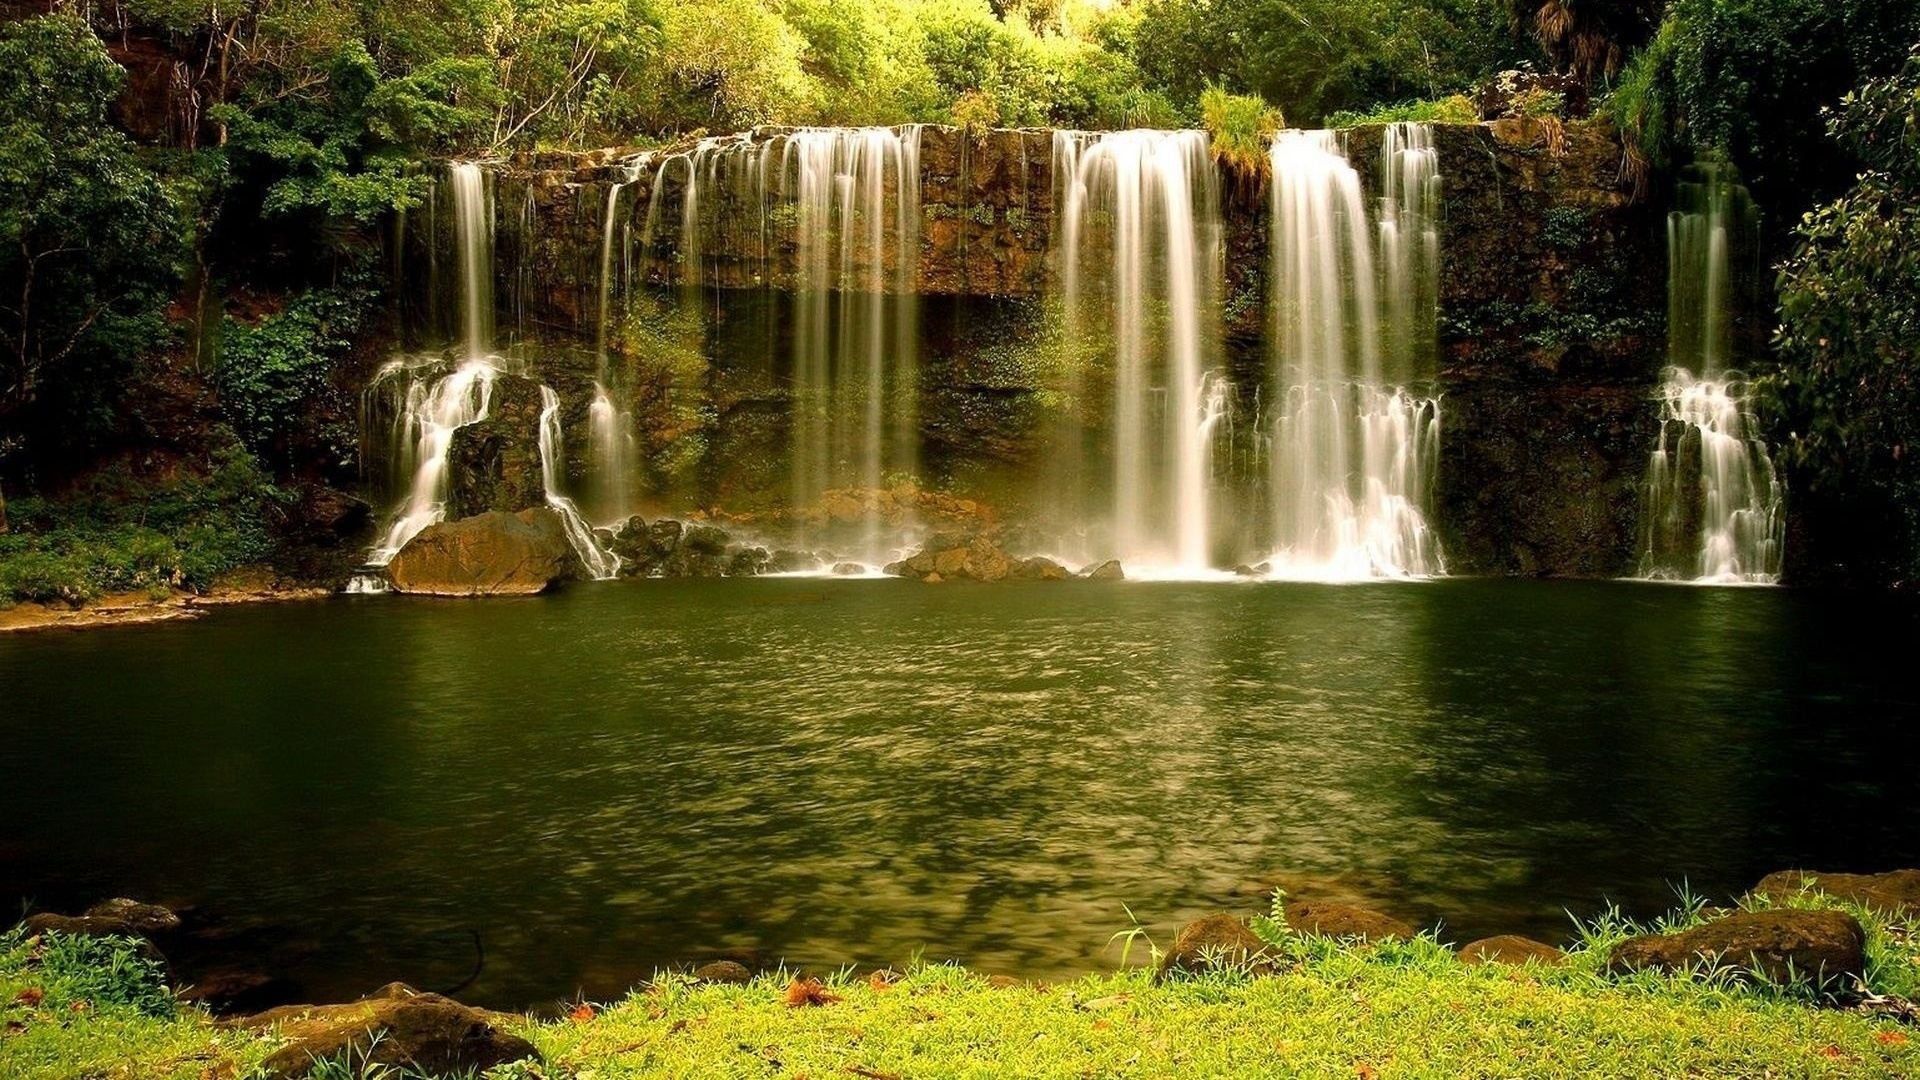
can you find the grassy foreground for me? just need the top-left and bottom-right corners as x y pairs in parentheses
(3, 892), (1917, 1079)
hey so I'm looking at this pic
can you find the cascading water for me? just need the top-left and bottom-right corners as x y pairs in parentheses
(1265, 126), (1443, 580)
(1051, 129), (1226, 574)
(363, 163), (502, 570)
(787, 127), (923, 562)
(1637, 165), (1784, 583)
(635, 128), (922, 563)
(361, 160), (620, 584)
(539, 386), (622, 579)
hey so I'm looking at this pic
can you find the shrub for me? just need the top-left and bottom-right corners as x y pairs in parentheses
(1765, 47), (1920, 586)
(1326, 94), (1477, 129)
(1199, 85), (1282, 173)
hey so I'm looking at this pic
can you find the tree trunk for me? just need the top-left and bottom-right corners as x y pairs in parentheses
(0, 478), (9, 534)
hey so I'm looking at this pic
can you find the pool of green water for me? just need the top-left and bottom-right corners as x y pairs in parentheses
(3, 578), (1915, 1008)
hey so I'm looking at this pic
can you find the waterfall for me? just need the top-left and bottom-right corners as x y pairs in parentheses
(1637, 165), (1784, 583)
(786, 127), (923, 560)
(1052, 129), (1226, 574)
(538, 386), (623, 579)
(633, 128), (921, 559)
(364, 162), (502, 567)
(1265, 126), (1443, 580)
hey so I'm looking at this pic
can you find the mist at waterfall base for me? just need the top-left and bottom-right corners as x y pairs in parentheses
(3, 580), (1915, 1009)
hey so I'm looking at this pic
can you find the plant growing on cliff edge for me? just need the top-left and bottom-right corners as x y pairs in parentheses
(1199, 85), (1283, 179)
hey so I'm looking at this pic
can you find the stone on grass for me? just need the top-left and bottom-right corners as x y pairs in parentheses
(1156, 914), (1274, 981)
(1459, 935), (1564, 966)
(1750, 869), (1920, 921)
(1606, 909), (1865, 988)
(692, 960), (753, 984)
(1285, 901), (1415, 943)
(232, 982), (538, 1079)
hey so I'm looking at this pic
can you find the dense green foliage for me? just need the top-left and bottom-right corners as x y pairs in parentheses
(1767, 50), (1920, 585)
(0, 16), (183, 453)
(0, 445), (283, 605)
(216, 285), (372, 469)
(1609, 0), (1920, 207)
(1129, 0), (1524, 125)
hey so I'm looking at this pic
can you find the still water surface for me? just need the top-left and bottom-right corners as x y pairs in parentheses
(3, 579), (1915, 1008)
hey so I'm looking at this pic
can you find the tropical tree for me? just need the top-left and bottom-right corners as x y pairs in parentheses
(1766, 48), (1920, 585)
(0, 16), (183, 459)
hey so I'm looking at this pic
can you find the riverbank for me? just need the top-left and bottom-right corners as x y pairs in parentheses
(0, 570), (331, 634)
(4, 878), (1916, 1078)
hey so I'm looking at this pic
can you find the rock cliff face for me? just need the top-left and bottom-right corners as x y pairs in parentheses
(394, 119), (1663, 577)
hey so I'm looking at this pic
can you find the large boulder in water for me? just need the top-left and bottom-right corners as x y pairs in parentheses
(447, 373), (547, 519)
(231, 982), (538, 1078)
(1606, 909), (1865, 987)
(1750, 869), (1920, 920)
(387, 509), (574, 596)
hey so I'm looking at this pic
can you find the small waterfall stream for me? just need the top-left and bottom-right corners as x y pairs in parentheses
(540, 386), (623, 579)
(1637, 165), (1785, 584)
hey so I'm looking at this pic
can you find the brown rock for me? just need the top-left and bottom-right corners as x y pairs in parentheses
(692, 960), (753, 984)
(1459, 935), (1564, 966)
(1750, 869), (1920, 920)
(1011, 556), (1070, 580)
(19, 913), (167, 960)
(1156, 913), (1274, 980)
(1606, 910), (1866, 987)
(388, 509), (574, 596)
(82, 898), (181, 935)
(1083, 559), (1125, 581)
(233, 982), (538, 1079)
(1285, 901), (1415, 942)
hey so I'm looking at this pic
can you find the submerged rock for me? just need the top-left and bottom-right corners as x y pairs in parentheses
(1750, 869), (1920, 920)
(1459, 935), (1564, 966)
(233, 982), (538, 1079)
(1083, 559), (1125, 581)
(831, 561), (867, 576)
(1606, 910), (1865, 987)
(388, 509), (575, 596)
(78, 898), (182, 935)
(1157, 914), (1274, 981)
(1284, 901), (1414, 943)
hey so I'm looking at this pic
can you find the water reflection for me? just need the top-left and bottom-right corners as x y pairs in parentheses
(1, 580), (1915, 1008)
